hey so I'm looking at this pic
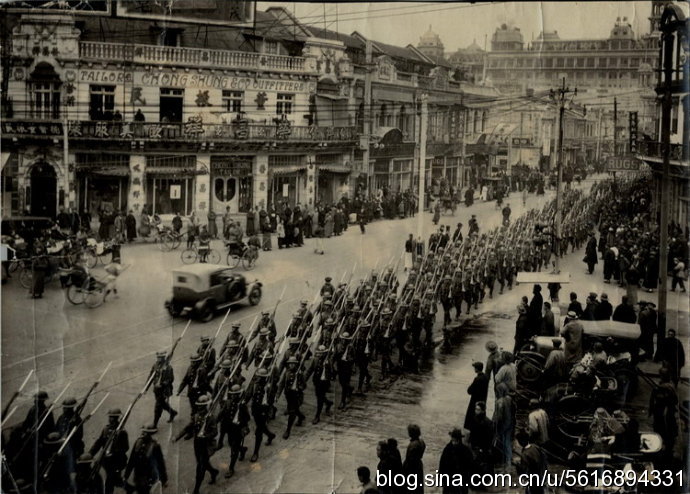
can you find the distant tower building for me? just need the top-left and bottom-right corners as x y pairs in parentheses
(491, 23), (524, 51)
(417, 25), (445, 60)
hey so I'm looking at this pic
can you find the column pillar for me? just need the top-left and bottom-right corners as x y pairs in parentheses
(305, 154), (316, 207)
(66, 152), (76, 209)
(195, 154), (211, 217)
(254, 153), (269, 209)
(128, 155), (146, 215)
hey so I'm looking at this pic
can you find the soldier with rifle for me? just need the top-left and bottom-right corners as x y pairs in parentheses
(89, 408), (129, 494)
(213, 359), (245, 398)
(354, 321), (373, 395)
(335, 332), (355, 410)
(177, 354), (210, 412)
(254, 311), (277, 342)
(219, 384), (250, 478)
(377, 309), (395, 380)
(174, 394), (219, 494)
(278, 356), (306, 439)
(451, 267), (464, 319)
(305, 345), (334, 425)
(40, 432), (76, 494)
(196, 336), (216, 374)
(75, 454), (103, 494)
(247, 329), (274, 368)
(148, 352), (177, 428)
(246, 367), (277, 462)
(320, 276), (335, 297)
(438, 275), (453, 326)
(123, 425), (167, 494)
(55, 398), (84, 463)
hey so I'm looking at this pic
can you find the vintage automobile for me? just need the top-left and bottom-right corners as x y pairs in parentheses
(165, 264), (262, 322)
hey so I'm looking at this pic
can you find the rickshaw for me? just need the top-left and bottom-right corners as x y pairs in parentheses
(165, 264), (262, 322)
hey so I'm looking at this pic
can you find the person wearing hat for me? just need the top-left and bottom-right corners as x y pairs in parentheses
(354, 322), (373, 396)
(218, 384), (250, 478)
(75, 454), (104, 494)
(20, 390), (55, 451)
(464, 362), (489, 431)
(638, 301), (658, 360)
(540, 301), (556, 337)
(402, 424), (426, 494)
(336, 332), (355, 410)
(320, 276), (335, 298)
(671, 257), (687, 293)
(41, 432), (76, 494)
(514, 304), (530, 354)
(174, 394), (219, 494)
(196, 336), (217, 374)
(594, 293), (613, 321)
(560, 311), (584, 364)
(278, 356), (306, 439)
(484, 341), (502, 382)
(248, 328), (275, 368)
(468, 401), (494, 475)
(404, 233), (416, 271)
(253, 311), (277, 342)
(246, 367), (277, 462)
(124, 425), (167, 493)
(177, 353), (211, 411)
(438, 275), (453, 326)
(582, 292), (599, 321)
(222, 323), (246, 356)
(55, 397), (85, 461)
(583, 232), (598, 274)
(304, 345), (334, 425)
(147, 351), (177, 428)
(567, 292), (584, 319)
(214, 359), (244, 398)
(438, 428), (474, 494)
(89, 408), (129, 494)
(655, 328), (686, 386)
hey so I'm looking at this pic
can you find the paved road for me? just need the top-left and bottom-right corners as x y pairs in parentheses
(7, 175), (685, 493)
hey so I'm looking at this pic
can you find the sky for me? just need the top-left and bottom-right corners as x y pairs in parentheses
(255, 1), (655, 52)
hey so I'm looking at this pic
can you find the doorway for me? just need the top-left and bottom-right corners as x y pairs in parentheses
(30, 161), (57, 218)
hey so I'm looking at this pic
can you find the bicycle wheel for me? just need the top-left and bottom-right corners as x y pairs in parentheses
(19, 267), (33, 289)
(172, 235), (182, 250)
(241, 253), (256, 270)
(160, 234), (175, 252)
(207, 249), (221, 264)
(84, 284), (105, 308)
(226, 253), (240, 268)
(8, 259), (21, 274)
(98, 251), (112, 265)
(181, 249), (197, 264)
(66, 283), (86, 305)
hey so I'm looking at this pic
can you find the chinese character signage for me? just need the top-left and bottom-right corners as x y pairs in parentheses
(2, 121), (63, 136)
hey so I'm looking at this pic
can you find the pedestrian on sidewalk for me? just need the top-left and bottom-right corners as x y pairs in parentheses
(438, 428), (474, 494)
(584, 233), (598, 274)
(671, 257), (687, 292)
(655, 329), (685, 386)
(403, 425), (426, 494)
(404, 234), (415, 271)
(464, 362), (489, 431)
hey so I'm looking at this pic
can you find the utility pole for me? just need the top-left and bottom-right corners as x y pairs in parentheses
(363, 39), (373, 195)
(613, 97), (618, 157)
(417, 93), (428, 239)
(550, 77), (576, 274)
(595, 107), (603, 163)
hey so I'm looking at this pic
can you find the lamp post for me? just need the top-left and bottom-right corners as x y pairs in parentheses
(549, 77), (576, 274)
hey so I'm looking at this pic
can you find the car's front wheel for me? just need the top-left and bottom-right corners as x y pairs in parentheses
(197, 302), (215, 322)
(248, 286), (262, 306)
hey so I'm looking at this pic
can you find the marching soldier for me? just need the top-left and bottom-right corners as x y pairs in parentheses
(221, 323), (246, 359)
(452, 268), (464, 320)
(214, 359), (245, 397)
(218, 384), (250, 478)
(75, 454), (104, 494)
(124, 425), (167, 494)
(254, 310), (277, 342)
(55, 397), (84, 462)
(377, 309), (395, 379)
(420, 289), (437, 347)
(320, 276), (335, 298)
(296, 300), (314, 325)
(305, 345), (333, 424)
(177, 354), (211, 412)
(148, 351), (177, 428)
(438, 275), (453, 326)
(218, 338), (249, 374)
(248, 328), (275, 368)
(196, 336), (216, 374)
(174, 395), (219, 494)
(40, 432), (75, 494)
(318, 299), (335, 327)
(321, 318), (337, 348)
(335, 332), (355, 410)
(278, 356), (306, 439)
(246, 368), (277, 462)
(286, 312), (304, 339)
(89, 408), (129, 494)
(354, 322), (372, 394)
(485, 253), (498, 299)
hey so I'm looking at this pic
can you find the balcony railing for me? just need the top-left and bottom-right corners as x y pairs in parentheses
(80, 41), (313, 73)
(637, 140), (688, 162)
(1, 119), (357, 143)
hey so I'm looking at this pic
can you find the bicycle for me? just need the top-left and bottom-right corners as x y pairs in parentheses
(181, 241), (221, 265)
(159, 228), (185, 252)
(83, 239), (115, 268)
(225, 242), (259, 270)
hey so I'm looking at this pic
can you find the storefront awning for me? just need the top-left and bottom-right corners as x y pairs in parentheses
(318, 165), (352, 174)
(77, 167), (129, 176)
(271, 165), (306, 175)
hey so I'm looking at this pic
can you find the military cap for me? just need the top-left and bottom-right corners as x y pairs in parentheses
(286, 356), (299, 365)
(141, 424), (158, 434)
(77, 454), (95, 464)
(230, 323), (241, 329)
(325, 277), (332, 282)
(259, 327), (271, 336)
(156, 351), (167, 358)
(485, 341), (498, 352)
(219, 359), (233, 369)
(256, 368), (270, 377)
(229, 384), (242, 394)
(108, 408), (123, 417)
(340, 332), (353, 340)
(226, 339), (240, 348)
(196, 394), (212, 406)
(62, 397), (78, 409)
(190, 353), (203, 361)
(44, 432), (62, 445)
(315, 345), (328, 354)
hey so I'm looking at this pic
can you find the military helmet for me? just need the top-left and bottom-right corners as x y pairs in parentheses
(287, 356), (299, 365)
(156, 351), (167, 359)
(35, 391), (48, 401)
(325, 318), (335, 325)
(141, 424), (158, 434)
(196, 394), (212, 406)
(44, 432), (62, 445)
(259, 327), (271, 336)
(231, 323), (241, 329)
(227, 339), (240, 348)
(256, 367), (270, 378)
(62, 397), (78, 409)
(200, 336), (210, 343)
(315, 345), (328, 354)
(108, 408), (123, 417)
(220, 359), (233, 369)
(229, 384), (242, 394)
(77, 454), (94, 464)
(340, 332), (353, 340)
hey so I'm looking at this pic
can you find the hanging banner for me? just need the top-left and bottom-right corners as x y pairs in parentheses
(169, 185), (182, 199)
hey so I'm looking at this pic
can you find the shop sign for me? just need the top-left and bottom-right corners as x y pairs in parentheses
(274, 115), (292, 140)
(432, 157), (445, 168)
(211, 158), (252, 177)
(170, 185), (182, 199)
(79, 69), (316, 93)
(2, 121), (62, 136)
(606, 156), (646, 172)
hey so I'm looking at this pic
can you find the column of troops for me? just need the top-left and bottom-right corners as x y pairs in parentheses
(3, 182), (621, 494)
